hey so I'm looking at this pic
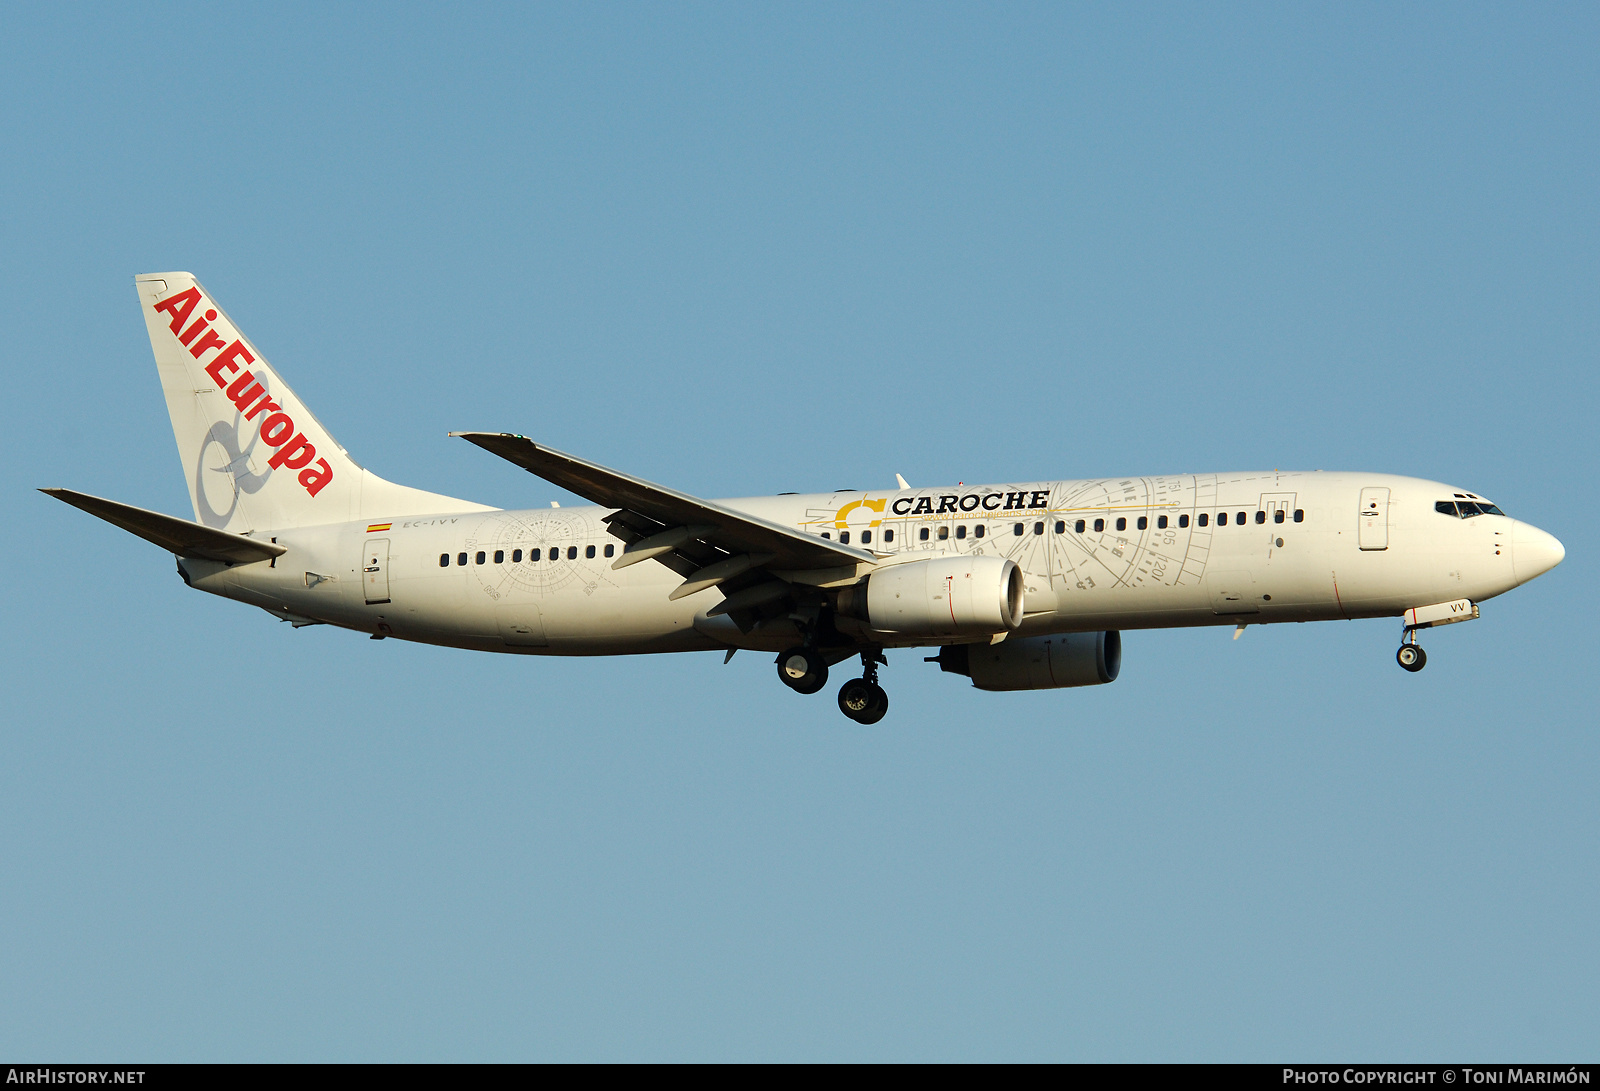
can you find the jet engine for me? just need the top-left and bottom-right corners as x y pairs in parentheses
(933, 631), (1121, 691)
(837, 555), (1024, 637)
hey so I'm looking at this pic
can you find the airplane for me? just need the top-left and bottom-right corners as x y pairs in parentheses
(42, 273), (1566, 723)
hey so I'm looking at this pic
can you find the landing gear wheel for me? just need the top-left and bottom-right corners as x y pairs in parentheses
(838, 679), (889, 724)
(1396, 644), (1427, 672)
(860, 683), (888, 724)
(777, 647), (828, 694)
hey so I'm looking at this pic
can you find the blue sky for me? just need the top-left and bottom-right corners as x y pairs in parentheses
(1, 3), (1594, 1060)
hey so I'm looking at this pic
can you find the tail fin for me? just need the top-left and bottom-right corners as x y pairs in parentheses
(136, 273), (493, 531)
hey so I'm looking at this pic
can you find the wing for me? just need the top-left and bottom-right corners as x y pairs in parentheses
(40, 488), (287, 564)
(452, 433), (873, 626)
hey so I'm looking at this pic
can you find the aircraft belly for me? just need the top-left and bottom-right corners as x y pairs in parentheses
(537, 582), (707, 652)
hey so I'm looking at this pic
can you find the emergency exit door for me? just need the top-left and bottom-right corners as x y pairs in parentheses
(1358, 488), (1389, 551)
(363, 538), (391, 604)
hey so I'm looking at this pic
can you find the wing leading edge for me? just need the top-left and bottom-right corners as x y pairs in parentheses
(452, 433), (874, 626)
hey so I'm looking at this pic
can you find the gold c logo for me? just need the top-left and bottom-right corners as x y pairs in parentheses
(834, 498), (886, 530)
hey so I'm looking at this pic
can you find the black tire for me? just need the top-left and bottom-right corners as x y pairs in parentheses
(838, 677), (874, 720)
(778, 647), (828, 694)
(856, 683), (889, 725)
(1397, 644), (1426, 672)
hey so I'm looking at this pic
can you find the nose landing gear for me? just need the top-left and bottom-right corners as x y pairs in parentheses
(1393, 599), (1480, 672)
(837, 651), (889, 724)
(1396, 636), (1427, 672)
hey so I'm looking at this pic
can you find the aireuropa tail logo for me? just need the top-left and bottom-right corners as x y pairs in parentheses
(152, 287), (333, 518)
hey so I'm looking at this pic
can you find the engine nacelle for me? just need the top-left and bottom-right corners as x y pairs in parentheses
(934, 631), (1121, 691)
(839, 555), (1024, 637)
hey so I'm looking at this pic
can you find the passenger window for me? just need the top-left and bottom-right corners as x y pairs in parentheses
(1093, 518), (1105, 532)
(1237, 512), (1247, 524)
(1255, 511), (1266, 524)
(439, 553), (449, 567)
(512, 549), (523, 563)
(840, 531), (850, 544)
(1034, 522), (1044, 535)
(1075, 519), (1086, 533)
(604, 543), (615, 557)
(566, 546), (577, 560)
(1217, 512), (1227, 526)
(973, 525), (984, 539)
(955, 526), (966, 539)
(1293, 509), (1304, 523)
(1013, 523), (1024, 536)
(919, 527), (929, 541)
(1137, 516), (1147, 531)
(585, 544), (596, 558)
(821, 532), (830, 539)
(1199, 513), (1209, 527)
(1157, 515), (1167, 529)
(1274, 509), (1285, 523)
(548, 548), (558, 561)
(1055, 520), (1065, 533)
(938, 526), (949, 540)
(458, 552), (468, 566)
(494, 550), (504, 564)
(473, 551), (485, 565)
(861, 530), (872, 544)
(530, 549), (539, 563)
(1179, 514), (1189, 528)
(884, 529), (895, 542)
(1116, 517), (1127, 531)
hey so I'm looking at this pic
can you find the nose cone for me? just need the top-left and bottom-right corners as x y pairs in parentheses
(1512, 521), (1565, 584)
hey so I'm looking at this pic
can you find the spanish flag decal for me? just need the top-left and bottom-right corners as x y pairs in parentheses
(366, 523), (392, 533)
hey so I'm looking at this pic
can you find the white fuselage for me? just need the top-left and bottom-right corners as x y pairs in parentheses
(178, 471), (1559, 657)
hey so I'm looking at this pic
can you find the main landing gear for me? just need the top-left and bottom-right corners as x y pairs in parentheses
(1396, 633), (1427, 673)
(837, 651), (889, 725)
(776, 646), (828, 694)
(775, 647), (889, 723)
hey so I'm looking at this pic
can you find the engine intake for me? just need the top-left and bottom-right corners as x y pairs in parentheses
(934, 631), (1121, 690)
(838, 555), (1024, 637)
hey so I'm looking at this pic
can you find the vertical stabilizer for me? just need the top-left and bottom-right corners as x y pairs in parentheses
(136, 273), (493, 531)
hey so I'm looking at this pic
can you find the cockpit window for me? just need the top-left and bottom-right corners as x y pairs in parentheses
(1437, 498), (1507, 518)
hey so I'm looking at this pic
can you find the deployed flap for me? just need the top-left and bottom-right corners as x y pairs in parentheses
(452, 432), (872, 570)
(40, 488), (286, 564)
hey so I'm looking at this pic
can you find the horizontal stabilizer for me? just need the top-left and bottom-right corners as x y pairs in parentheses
(39, 488), (287, 564)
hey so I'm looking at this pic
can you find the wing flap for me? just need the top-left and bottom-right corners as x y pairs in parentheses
(40, 488), (287, 564)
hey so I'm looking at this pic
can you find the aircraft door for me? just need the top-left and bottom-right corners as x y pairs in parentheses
(363, 538), (391, 604)
(1358, 488), (1390, 551)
